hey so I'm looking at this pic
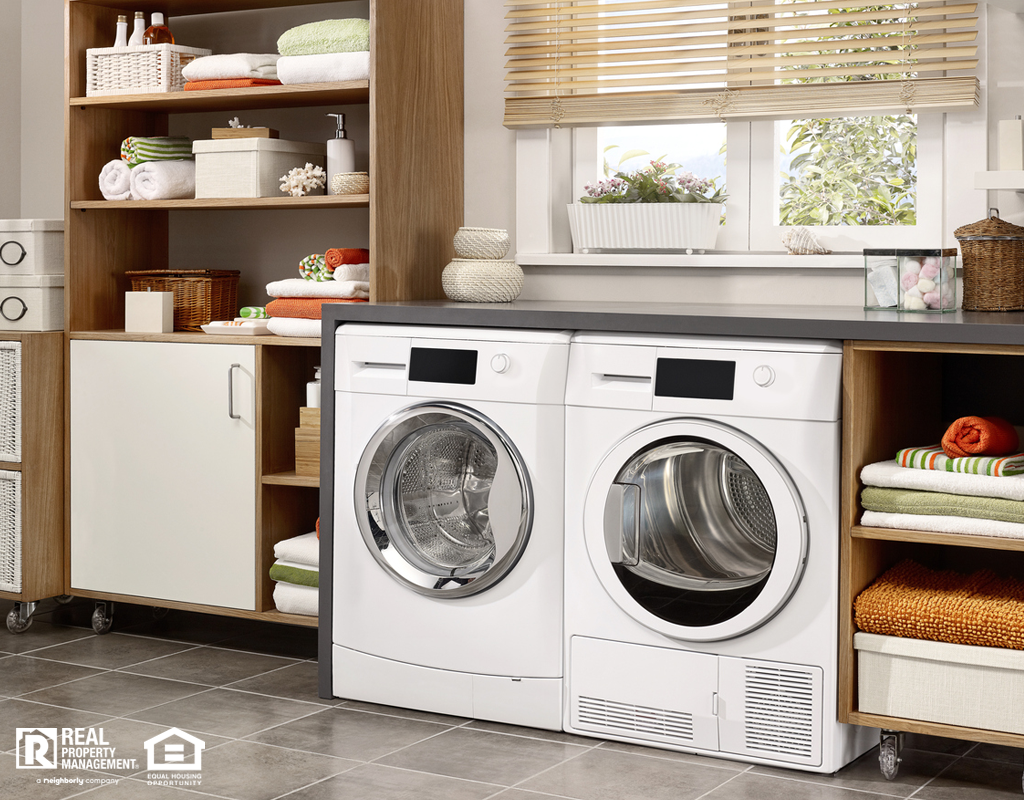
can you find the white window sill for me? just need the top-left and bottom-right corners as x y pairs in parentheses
(515, 252), (867, 269)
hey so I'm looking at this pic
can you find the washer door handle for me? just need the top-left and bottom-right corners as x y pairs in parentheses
(604, 482), (640, 566)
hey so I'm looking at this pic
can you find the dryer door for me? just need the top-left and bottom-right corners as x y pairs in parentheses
(584, 418), (807, 642)
(354, 402), (533, 597)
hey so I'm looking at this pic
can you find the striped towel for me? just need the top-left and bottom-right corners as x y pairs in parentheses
(897, 445), (1024, 477)
(120, 136), (193, 168)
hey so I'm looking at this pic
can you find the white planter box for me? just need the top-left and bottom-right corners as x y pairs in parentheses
(193, 139), (327, 199)
(855, 631), (1024, 734)
(566, 202), (723, 253)
(0, 275), (64, 332)
(0, 220), (63, 275)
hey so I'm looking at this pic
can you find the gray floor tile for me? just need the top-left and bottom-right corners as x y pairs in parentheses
(185, 739), (356, 800)
(493, 791), (575, 800)
(914, 756), (1024, 799)
(0, 655), (103, 696)
(376, 726), (589, 786)
(0, 621), (95, 655)
(701, 772), (896, 799)
(28, 633), (196, 670)
(598, 739), (751, 771)
(465, 719), (601, 746)
(0, 752), (110, 800)
(64, 777), (206, 798)
(227, 660), (340, 704)
(286, 762), (504, 800)
(520, 747), (739, 800)
(0, 698), (111, 749)
(21, 671), (209, 717)
(119, 644), (299, 686)
(246, 706), (454, 761)
(128, 687), (322, 739)
(339, 698), (472, 725)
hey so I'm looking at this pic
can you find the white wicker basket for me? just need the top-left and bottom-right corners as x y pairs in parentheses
(453, 227), (510, 260)
(86, 44), (212, 96)
(0, 342), (20, 463)
(331, 172), (370, 195)
(0, 469), (21, 594)
(442, 259), (523, 303)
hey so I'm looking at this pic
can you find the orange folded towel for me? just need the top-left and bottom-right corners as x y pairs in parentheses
(941, 416), (1019, 459)
(324, 248), (369, 270)
(266, 297), (366, 320)
(183, 78), (282, 91)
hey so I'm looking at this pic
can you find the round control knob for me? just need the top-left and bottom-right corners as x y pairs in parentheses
(491, 353), (511, 374)
(752, 365), (775, 387)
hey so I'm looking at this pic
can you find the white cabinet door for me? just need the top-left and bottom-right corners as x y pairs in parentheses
(70, 340), (256, 610)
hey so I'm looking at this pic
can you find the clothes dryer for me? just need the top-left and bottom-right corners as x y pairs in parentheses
(563, 332), (873, 771)
(332, 324), (569, 730)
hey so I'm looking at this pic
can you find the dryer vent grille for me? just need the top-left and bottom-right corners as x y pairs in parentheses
(742, 665), (815, 758)
(577, 696), (694, 742)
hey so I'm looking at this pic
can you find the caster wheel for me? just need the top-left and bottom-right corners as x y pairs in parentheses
(152, 607), (169, 620)
(6, 607), (32, 634)
(54, 594), (74, 605)
(879, 734), (901, 781)
(91, 604), (113, 635)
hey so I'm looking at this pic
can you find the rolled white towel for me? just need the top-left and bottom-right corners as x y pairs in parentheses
(182, 53), (281, 81)
(99, 159), (133, 201)
(332, 262), (369, 282)
(129, 160), (196, 201)
(266, 277), (369, 299)
(277, 52), (370, 85)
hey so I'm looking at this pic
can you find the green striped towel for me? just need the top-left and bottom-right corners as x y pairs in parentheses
(298, 253), (329, 281)
(897, 444), (1024, 477)
(120, 136), (194, 168)
(239, 306), (267, 319)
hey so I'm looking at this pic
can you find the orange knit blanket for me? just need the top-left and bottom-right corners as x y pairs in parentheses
(266, 297), (366, 320)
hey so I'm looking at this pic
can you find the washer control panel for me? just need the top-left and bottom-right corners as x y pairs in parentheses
(752, 365), (776, 387)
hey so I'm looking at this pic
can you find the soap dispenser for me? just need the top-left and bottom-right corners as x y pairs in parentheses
(326, 113), (356, 193)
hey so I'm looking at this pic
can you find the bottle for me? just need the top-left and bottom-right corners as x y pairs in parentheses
(113, 15), (128, 47)
(143, 12), (174, 45)
(306, 366), (321, 409)
(326, 113), (356, 194)
(128, 12), (146, 46)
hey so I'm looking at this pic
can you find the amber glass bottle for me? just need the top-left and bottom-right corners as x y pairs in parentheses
(143, 12), (174, 45)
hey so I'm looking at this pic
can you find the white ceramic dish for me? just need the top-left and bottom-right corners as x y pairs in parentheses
(201, 318), (271, 335)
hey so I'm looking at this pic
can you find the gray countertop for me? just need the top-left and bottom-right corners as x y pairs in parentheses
(322, 300), (1024, 346)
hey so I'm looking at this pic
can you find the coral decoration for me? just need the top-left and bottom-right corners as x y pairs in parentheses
(279, 163), (326, 197)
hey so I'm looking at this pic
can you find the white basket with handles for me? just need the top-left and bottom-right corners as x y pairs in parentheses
(86, 44), (212, 96)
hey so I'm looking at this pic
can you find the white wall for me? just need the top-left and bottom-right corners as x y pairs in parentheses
(0, 1), (21, 220)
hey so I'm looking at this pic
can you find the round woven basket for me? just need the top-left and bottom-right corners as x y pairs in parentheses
(954, 211), (1024, 311)
(453, 227), (510, 260)
(442, 259), (523, 303)
(331, 172), (370, 196)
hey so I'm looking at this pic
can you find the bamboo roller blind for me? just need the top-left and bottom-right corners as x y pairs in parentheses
(504, 0), (979, 127)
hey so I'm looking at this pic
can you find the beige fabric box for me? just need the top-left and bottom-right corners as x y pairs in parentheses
(0, 220), (63, 275)
(0, 275), (64, 332)
(193, 139), (327, 198)
(855, 631), (1024, 734)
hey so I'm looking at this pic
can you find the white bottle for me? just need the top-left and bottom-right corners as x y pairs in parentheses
(114, 15), (128, 47)
(326, 113), (356, 194)
(306, 366), (321, 409)
(128, 12), (146, 46)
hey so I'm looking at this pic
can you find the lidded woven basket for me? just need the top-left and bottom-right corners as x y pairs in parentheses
(954, 209), (1024, 311)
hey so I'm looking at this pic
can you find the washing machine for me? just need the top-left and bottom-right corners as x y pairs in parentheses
(332, 324), (570, 730)
(563, 332), (873, 772)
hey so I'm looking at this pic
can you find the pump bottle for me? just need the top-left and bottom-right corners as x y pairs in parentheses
(326, 113), (356, 194)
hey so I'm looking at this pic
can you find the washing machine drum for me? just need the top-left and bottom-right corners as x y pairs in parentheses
(355, 403), (533, 597)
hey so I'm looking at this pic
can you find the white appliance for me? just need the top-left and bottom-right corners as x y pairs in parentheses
(563, 332), (874, 772)
(333, 324), (570, 729)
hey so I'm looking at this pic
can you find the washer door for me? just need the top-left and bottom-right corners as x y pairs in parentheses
(354, 402), (533, 597)
(584, 418), (807, 642)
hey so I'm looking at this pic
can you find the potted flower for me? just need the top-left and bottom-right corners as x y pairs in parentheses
(567, 160), (726, 253)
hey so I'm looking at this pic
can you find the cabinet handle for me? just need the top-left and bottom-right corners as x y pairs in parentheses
(227, 363), (241, 419)
(0, 241), (26, 266)
(0, 296), (27, 322)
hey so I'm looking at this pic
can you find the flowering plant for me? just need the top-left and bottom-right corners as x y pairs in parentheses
(581, 160), (726, 205)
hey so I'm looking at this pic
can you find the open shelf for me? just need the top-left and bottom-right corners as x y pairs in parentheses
(263, 470), (319, 488)
(70, 81), (369, 113)
(70, 0), (358, 15)
(851, 524), (1024, 552)
(69, 331), (321, 346)
(71, 195), (368, 210)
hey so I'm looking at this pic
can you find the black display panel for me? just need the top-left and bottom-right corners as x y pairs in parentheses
(409, 347), (478, 385)
(655, 358), (735, 400)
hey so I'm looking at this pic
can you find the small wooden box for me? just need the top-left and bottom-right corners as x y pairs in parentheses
(211, 127), (279, 140)
(295, 407), (320, 478)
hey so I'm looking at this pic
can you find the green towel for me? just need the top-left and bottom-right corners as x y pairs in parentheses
(120, 136), (193, 168)
(277, 19), (370, 56)
(862, 486), (1024, 525)
(269, 563), (319, 588)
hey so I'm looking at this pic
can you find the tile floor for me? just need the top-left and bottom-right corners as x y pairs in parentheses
(1, 599), (1021, 800)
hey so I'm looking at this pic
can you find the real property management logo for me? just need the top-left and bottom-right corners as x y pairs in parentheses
(16, 726), (204, 775)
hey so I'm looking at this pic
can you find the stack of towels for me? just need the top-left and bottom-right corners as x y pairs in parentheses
(860, 415), (1024, 538)
(276, 18), (370, 84)
(265, 247), (369, 337)
(182, 53), (282, 91)
(270, 530), (319, 617)
(99, 136), (195, 201)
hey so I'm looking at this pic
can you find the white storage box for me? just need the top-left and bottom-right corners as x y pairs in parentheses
(86, 44), (211, 96)
(0, 276), (64, 332)
(0, 469), (21, 593)
(193, 139), (327, 199)
(855, 631), (1024, 734)
(0, 220), (63, 275)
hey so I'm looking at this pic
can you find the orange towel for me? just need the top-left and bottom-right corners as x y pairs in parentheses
(324, 248), (369, 270)
(316, 517), (320, 540)
(266, 297), (366, 320)
(941, 416), (1019, 459)
(183, 78), (282, 91)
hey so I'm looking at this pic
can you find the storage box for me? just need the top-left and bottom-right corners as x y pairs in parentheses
(863, 249), (957, 312)
(125, 291), (173, 334)
(0, 469), (22, 594)
(86, 44), (212, 96)
(855, 631), (1024, 734)
(0, 276), (63, 331)
(295, 407), (320, 478)
(193, 139), (327, 198)
(0, 220), (63, 275)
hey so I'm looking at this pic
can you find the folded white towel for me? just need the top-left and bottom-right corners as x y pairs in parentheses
(277, 52), (370, 85)
(266, 277), (369, 299)
(273, 581), (318, 616)
(861, 510), (1024, 539)
(99, 159), (133, 201)
(268, 317), (322, 338)
(273, 530), (319, 566)
(332, 262), (369, 282)
(181, 53), (280, 81)
(275, 558), (319, 573)
(861, 459), (1024, 501)
(129, 160), (195, 201)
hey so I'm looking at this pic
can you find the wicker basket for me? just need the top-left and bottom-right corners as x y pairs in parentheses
(330, 172), (369, 196)
(126, 270), (240, 331)
(954, 210), (1024, 311)
(453, 227), (510, 260)
(442, 259), (523, 303)
(86, 44), (212, 97)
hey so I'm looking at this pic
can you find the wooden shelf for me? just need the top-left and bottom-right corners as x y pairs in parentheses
(848, 710), (1024, 749)
(70, 0), (354, 14)
(851, 524), (1024, 552)
(70, 331), (321, 346)
(263, 470), (319, 488)
(70, 81), (370, 113)
(70, 195), (369, 211)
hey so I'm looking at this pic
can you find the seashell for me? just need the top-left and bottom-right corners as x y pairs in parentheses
(781, 227), (832, 255)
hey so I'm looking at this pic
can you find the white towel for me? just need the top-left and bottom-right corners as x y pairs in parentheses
(861, 510), (1024, 539)
(277, 52), (370, 85)
(275, 558), (319, 573)
(333, 262), (369, 282)
(99, 159), (133, 201)
(273, 581), (318, 616)
(181, 53), (280, 81)
(266, 277), (369, 299)
(268, 317), (322, 338)
(273, 530), (319, 566)
(861, 460), (1024, 501)
(129, 160), (195, 201)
